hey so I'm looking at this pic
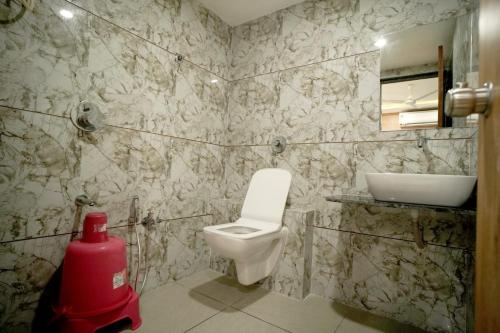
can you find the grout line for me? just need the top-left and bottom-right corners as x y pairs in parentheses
(0, 104), (69, 120)
(224, 136), (474, 147)
(0, 105), (226, 147)
(235, 307), (294, 333)
(229, 50), (379, 83)
(106, 124), (226, 147)
(63, 0), (230, 83)
(1, 105), (474, 149)
(183, 306), (228, 332)
(0, 214), (213, 245)
(172, 280), (229, 332)
(313, 225), (472, 250)
(333, 317), (345, 333)
(156, 213), (212, 223)
(174, 272), (291, 332)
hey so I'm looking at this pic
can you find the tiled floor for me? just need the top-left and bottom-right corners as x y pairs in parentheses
(128, 269), (426, 333)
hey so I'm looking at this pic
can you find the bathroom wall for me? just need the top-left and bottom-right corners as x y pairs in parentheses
(0, 0), (230, 331)
(216, 0), (477, 332)
(0, 0), (479, 332)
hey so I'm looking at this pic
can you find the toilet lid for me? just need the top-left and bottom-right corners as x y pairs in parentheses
(240, 168), (291, 225)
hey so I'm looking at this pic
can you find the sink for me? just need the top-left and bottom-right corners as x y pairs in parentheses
(365, 173), (477, 207)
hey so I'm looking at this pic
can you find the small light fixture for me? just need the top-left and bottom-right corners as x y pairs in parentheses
(59, 9), (74, 19)
(210, 79), (218, 84)
(374, 37), (387, 48)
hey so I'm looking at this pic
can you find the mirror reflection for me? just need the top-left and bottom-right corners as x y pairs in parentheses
(379, 12), (478, 131)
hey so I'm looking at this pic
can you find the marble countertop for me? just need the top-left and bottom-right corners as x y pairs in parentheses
(325, 194), (476, 215)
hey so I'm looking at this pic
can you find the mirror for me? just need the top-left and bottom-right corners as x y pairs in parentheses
(378, 11), (479, 131)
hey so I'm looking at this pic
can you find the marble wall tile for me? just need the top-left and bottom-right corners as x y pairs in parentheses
(172, 61), (228, 145)
(0, 234), (69, 331)
(226, 50), (474, 146)
(314, 202), (475, 249)
(229, 0), (474, 80)
(310, 228), (354, 302)
(277, 0), (362, 72)
(311, 228), (471, 333)
(174, 0), (231, 79)
(69, 0), (231, 79)
(0, 108), (79, 242)
(230, 13), (281, 81)
(69, 215), (214, 294)
(208, 198), (242, 225)
(1, 0), (228, 145)
(167, 138), (225, 218)
(79, 133), (225, 226)
(224, 143), (354, 207)
(358, 0), (474, 36)
(354, 139), (472, 192)
(223, 146), (273, 200)
(348, 234), (469, 333)
(0, 0), (227, 331)
(85, 16), (176, 136)
(87, 14), (228, 145)
(470, 129), (478, 176)
(227, 54), (361, 145)
(159, 215), (213, 284)
(75, 126), (172, 229)
(278, 57), (358, 143)
(227, 73), (280, 145)
(260, 209), (314, 299)
(0, 0), (89, 117)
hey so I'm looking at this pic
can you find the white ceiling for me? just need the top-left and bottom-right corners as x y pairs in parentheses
(381, 17), (457, 71)
(198, 0), (306, 26)
(381, 77), (438, 114)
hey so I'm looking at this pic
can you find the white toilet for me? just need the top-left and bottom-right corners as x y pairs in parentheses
(204, 168), (291, 285)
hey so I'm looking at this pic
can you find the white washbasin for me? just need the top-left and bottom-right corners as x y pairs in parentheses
(365, 173), (477, 207)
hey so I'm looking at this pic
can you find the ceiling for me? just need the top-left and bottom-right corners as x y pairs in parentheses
(381, 77), (438, 114)
(381, 17), (456, 71)
(198, 0), (306, 26)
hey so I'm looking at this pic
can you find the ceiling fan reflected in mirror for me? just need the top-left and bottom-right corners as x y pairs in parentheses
(382, 79), (439, 113)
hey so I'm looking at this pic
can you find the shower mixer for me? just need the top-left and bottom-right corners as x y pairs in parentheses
(70, 101), (106, 133)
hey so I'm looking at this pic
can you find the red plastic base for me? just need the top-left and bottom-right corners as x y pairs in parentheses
(57, 290), (141, 333)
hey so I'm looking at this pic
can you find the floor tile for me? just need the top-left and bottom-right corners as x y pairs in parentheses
(176, 269), (261, 305)
(333, 303), (426, 333)
(233, 289), (344, 333)
(134, 283), (226, 333)
(187, 308), (289, 333)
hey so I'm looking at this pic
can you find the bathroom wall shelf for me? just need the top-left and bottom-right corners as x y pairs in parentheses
(325, 194), (476, 216)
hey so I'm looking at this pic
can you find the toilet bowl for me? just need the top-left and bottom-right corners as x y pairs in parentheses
(204, 168), (291, 285)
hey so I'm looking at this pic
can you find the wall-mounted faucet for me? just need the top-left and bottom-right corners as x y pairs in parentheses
(271, 136), (287, 156)
(72, 194), (96, 240)
(141, 211), (155, 226)
(417, 137), (427, 149)
(75, 194), (96, 207)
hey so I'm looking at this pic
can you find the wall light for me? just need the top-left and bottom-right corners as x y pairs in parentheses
(374, 37), (387, 48)
(210, 79), (218, 84)
(59, 9), (74, 19)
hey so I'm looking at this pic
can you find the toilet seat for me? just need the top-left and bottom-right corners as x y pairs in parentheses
(204, 218), (281, 240)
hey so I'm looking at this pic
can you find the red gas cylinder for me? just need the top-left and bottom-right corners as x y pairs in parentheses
(54, 212), (141, 332)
